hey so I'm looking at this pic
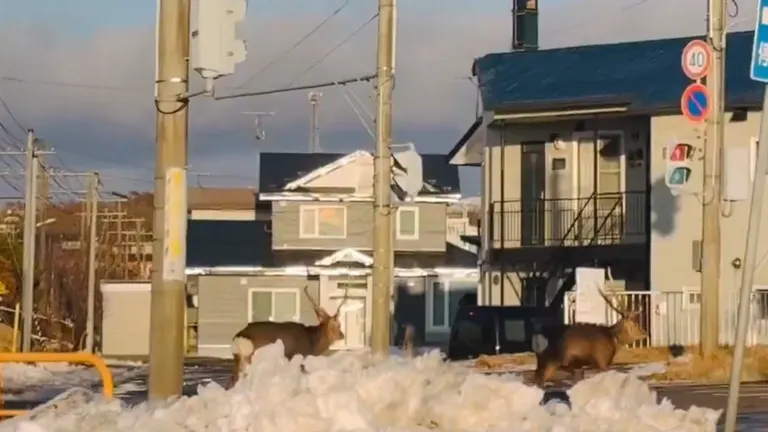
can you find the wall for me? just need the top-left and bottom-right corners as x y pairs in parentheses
(650, 111), (768, 296)
(196, 275), (319, 357)
(100, 282), (151, 357)
(271, 201), (447, 251)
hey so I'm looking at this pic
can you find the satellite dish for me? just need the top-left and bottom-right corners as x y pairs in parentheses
(392, 144), (423, 198)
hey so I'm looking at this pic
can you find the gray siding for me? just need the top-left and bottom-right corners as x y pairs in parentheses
(197, 275), (320, 349)
(101, 288), (151, 356)
(272, 201), (447, 251)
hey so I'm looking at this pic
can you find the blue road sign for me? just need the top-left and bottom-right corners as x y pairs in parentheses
(751, 0), (768, 82)
(681, 83), (710, 123)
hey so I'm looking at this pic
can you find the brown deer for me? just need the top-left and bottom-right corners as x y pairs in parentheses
(532, 288), (646, 387)
(228, 286), (348, 387)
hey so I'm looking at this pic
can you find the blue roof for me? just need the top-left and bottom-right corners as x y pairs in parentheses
(474, 31), (763, 114)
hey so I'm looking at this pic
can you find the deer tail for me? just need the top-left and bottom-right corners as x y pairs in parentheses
(229, 336), (256, 388)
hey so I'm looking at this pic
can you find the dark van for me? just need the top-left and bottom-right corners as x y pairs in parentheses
(446, 306), (562, 361)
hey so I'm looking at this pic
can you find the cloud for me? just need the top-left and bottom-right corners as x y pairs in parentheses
(0, 0), (758, 196)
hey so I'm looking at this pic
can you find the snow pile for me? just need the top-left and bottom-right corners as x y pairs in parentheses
(1, 363), (91, 390)
(5, 342), (721, 432)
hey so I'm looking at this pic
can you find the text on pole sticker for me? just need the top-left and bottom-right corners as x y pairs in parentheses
(163, 167), (187, 283)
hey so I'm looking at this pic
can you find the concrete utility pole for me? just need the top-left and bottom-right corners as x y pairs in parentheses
(370, 0), (396, 356)
(21, 130), (38, 352)
(699, 0), (726, 357)
(149, 0), (190, 399)
(309, 92), (321, 152)
(85, 172), (99, 353)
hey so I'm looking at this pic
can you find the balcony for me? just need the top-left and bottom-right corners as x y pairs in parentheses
(489, 191), (647, 249)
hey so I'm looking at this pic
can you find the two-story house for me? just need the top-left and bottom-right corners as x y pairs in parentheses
(447, 31), (768, 346)
(186, 150), (477, 358)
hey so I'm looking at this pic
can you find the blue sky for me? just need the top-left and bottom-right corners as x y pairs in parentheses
(0, 0), (751, 195)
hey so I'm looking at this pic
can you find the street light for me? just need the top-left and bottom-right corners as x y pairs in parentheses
(36, 218), (56, 228)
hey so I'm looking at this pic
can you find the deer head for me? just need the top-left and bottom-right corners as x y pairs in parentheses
(598, 289), (647, 345)
(303, 286), (347, 345)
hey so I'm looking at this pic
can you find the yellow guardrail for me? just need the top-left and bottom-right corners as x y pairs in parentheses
(0, 352), (114, 418)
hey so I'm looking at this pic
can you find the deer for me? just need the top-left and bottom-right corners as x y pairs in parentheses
(228, 286), (348, 387)
(531, 288), (647, 387)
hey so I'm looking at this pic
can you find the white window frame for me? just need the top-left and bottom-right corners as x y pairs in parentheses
(425, 278), (476, 332)
(247, 288), (301, 322)
(571, 131), (627, 198)
(298, 205), (347, 239)
(396, 207), (420, 240)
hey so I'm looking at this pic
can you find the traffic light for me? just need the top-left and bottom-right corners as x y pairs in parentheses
(665, 143), (694, 193)
(191, 0), (248, 80)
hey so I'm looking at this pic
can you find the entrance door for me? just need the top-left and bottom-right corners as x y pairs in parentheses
(520, 143), (546, 246)
(332, 296), (366, 349)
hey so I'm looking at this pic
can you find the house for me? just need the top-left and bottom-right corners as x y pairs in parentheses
(188, 187), (269, 221)
(448, 31), (768, 344)
(186, 150), (477, 358)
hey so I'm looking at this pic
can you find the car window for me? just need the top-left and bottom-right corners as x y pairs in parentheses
(453, 312), (496, 345)
(502, 319), (526, 342)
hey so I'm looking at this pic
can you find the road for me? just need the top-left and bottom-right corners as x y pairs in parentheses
(2, 358), (768, 430)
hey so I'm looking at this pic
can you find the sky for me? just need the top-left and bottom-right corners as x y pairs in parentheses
(0, 0), (758, 197)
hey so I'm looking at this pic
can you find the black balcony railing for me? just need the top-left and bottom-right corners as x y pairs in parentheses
(489, 191), (647, 248)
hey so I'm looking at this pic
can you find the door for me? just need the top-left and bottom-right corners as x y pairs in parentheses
(520, 143), (546, 245)
(331, 296), (366, 349)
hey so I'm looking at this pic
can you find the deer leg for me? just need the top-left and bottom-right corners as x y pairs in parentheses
(534, 361), (559, 388)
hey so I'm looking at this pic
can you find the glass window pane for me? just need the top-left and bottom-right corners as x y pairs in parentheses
(318, 207), (345, 237)
(301, 208), (316, 236)
(599, 172), (621, 195)
(250, 291), (272, 321)
(399, 209), (416, 237)
(431, 282), (446, 327)
(273, 291), (298, 322)
(503, 319), (526, 342)
(599, 137), (621, 169)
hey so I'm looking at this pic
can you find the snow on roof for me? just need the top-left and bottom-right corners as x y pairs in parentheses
(9, 344), (720, 431)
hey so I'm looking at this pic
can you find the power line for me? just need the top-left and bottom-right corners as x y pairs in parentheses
(215, 74), (375, 100)
(0, 93), (27, 134)
(231, 0), (351, 91)
(286, 13), (379, 87)
(0, 76), (148, 93)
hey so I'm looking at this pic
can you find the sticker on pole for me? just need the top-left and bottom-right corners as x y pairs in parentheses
(163, 167), (187, 283)
(681, 40), (711, 81)
(681, 83), (710, 123)
(750, 0), (768, 83)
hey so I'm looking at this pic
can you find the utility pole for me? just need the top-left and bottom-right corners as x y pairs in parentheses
(37, 168), (48, 273)
(370, 0), (396, 356)
(85, 173), (99, 353)
(309, 92), (321, 152)
(149, 0), (190, 399)
(700, 0), (726, 357)
(21, 130), (38, 352)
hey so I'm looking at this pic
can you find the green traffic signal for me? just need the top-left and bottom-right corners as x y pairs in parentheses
(668, 167), (692, 185)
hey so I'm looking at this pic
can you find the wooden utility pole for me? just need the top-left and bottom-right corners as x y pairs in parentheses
(149, 0), (190, 399)
(37, 168), (48, 273)
(84, 173), (99, 353)
(370, 0), (396, 355)
(700, 0), (726, 357)
(21, 130), (38, 352)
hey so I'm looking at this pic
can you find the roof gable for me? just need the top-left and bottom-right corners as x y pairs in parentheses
(474, 31), (762, 114)
(259, 151), (461, 196)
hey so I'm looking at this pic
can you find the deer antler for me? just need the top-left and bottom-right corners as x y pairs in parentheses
(597, 288), (627, 318)
(303, 286), (330, 320)
(334, 289), (349, 317)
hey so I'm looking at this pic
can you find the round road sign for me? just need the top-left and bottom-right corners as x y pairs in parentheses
(681, 83), (710, 123)
(681, 40), (711, 80)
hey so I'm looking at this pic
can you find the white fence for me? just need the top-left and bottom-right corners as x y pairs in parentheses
(564, 290), (768, 347)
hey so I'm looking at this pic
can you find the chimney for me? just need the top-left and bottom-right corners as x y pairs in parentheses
(511, 0), (539, 52)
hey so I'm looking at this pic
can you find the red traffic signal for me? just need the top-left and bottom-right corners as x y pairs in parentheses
(669, 143), (694, 162)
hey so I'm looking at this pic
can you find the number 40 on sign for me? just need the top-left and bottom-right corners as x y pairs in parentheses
(681, 40), (712, 81)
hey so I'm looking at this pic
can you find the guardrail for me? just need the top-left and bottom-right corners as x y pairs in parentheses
(0, 352), (114, 418)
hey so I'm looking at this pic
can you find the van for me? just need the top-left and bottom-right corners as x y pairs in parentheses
(446, 306), (562, 361)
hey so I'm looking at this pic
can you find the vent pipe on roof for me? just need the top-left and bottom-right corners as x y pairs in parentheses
(511, 0), (539, 52)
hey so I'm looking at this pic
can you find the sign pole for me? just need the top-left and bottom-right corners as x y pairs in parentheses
(725, 2), (768, 429)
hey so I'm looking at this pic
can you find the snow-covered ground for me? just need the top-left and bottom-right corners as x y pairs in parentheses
(0, 343), (723, 432)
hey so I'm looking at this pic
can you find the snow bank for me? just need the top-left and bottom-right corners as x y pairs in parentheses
(5, 342), (721, 432)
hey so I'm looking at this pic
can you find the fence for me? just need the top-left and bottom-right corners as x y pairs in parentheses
(564, 290), (768, 347)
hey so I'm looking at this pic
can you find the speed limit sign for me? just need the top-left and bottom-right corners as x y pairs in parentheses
(681, 40), (712, 81)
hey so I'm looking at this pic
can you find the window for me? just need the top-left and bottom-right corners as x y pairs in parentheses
(503, 319), (526, 343)
(426, 279), (477, 331)
(248, 289), (300, 322)
(396, 207), (419, 240)
(597, 134), (623, 203)
(300, 205), (346, 238)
